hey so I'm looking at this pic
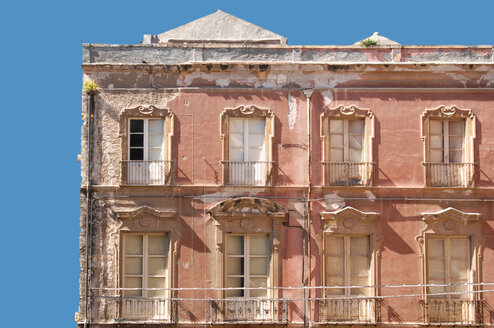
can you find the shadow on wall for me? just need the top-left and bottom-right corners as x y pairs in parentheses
(380, 205), (416, 255)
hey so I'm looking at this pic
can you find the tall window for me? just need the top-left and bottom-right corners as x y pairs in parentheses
(326, 235), (370, 296)
(228, 118), (266, 186)
(329, 119), (364, 163)
(427, 236), (470, 299)
(225, 234), (269, 298)
(422, 106), (476, 187)
(221, 105), (275, 186)
(123, 233), (168, 319)
(128, 119), (166, 185)
(320, 106), (375, 186)
(429, 120), (464, 164)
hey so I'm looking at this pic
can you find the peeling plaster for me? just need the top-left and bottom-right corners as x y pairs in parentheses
(323, 193), (345, 210)
(288, 93), (297, 129)
(321, 91), (334, 107)
(216, 79), (230, 87)
(365, 191), (376, 201)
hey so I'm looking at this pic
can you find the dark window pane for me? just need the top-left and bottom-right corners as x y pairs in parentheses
(130, 149), (144, 160)
(130, 134), (144, 147)
(130, 119), (144, 132)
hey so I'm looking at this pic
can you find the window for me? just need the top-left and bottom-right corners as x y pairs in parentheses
(326, 235), (370, 297)
(208, 197), (288, 323)
(122, 233), (169, 320)
(120, 105), (174, 185)
(426, 236), (475, 323)
(426, 236), (470, 299)
(221, 105), (274, 186)
(429, 120), (464, 164)
(320, 207), (380, 323)
(329, 119), (364, 163)
(419, 207), (482, 324)
(228, 118), (267, 186)
(225, 234), (269, 298)
(321, 105), (375, 186)
(422, 106), (476, 187)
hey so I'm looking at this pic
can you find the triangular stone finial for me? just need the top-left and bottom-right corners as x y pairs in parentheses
(354, 31), (400, 46)
(145, 10), (286, 45)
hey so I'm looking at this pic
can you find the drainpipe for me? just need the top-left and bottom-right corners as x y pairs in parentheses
(303, 89), (314, 326)
(84, 92), (95, 328)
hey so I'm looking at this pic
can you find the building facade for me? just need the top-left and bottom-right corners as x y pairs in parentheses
(78, 10), (494, 328)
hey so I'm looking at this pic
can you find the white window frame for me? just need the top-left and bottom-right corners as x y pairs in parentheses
(128, 118), (165, 161)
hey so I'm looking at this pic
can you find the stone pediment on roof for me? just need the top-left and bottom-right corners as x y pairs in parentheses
(145, 10), (287, 45)
(354, 32), (401, 46)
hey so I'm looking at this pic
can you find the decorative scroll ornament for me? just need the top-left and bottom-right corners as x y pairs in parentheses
(138, 105), (156, 115)
(440, 106), (458, 116)
(338, 105), (357, 115)
(422, 105), (474, 120)
(321, 206), (379, 231)
(322, 105), (373, 118)
(222, 105), (274, 118)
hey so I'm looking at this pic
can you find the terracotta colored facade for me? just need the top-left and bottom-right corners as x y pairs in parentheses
(78, 11), (494, 328)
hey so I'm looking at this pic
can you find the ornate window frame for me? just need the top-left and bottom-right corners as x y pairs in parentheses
(119, 105), (174, 185)
(320, 207), (381, 299)
(220, 105), (275, 186)
(208, 197), (287, 319)
(320, 105), (375, 186)
(114, 206), (179, 321)
(415, 207), (482, 323)
(421, 105), (476, 187)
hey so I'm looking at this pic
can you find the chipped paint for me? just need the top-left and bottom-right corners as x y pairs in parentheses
(288, 93), (297, 129)
(321, 91), (333, 107)
(323, 193), (345, 210)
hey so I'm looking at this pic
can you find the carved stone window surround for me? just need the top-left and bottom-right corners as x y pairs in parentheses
(415, 207), (482, 322)
(208, 197), (287, 307)
(421, 105), (476, 187)
(320, 105), (375, 186)
(119, 105), (174, 185)
(220, 105), (275, 186)
(320, 207), (382, 300)
(114, 206), (180, 320)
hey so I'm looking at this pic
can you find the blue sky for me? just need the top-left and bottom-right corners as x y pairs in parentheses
(0, 0), (492, 327)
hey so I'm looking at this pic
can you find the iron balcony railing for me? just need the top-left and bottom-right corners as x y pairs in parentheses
(121, 160), (174, 185)
(322, 162), (374, 186)
(222, 161), (273, 186)
(209, 298), (288, 323)
(89, 296), (178, 323)
(423, 162), (475, 187)
(317, 297), (381, 323)
(423, 299), (482, 324)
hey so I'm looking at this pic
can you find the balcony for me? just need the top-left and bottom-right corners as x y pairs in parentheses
(222, 161), (273, 186)
(423, 299), (481, 324)
(121, 160), (174, 185)
(318, 298), (381, 324)
(90, 296), (177, 323)
(322, 162), (374, 186)
(209, 298), (288, 323)
(423, 163), (475, 187)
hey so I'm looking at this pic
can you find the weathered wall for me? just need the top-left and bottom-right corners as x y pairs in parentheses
(79, 48), (494, 327)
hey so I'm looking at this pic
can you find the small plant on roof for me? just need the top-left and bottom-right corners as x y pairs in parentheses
(361, 38), (378, 47)
(83, 79), (98, 94)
